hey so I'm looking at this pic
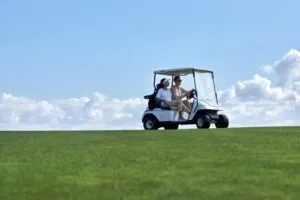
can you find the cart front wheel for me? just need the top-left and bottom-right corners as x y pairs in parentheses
(215, 114), (229, 128)
(195, 114), (211, 129)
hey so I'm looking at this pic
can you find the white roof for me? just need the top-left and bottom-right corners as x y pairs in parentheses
(154, 67), (213, 76)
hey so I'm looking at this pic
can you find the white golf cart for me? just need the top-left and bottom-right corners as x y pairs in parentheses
(142, 67), (229, 130)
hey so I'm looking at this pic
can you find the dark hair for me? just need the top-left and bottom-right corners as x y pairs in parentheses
(160, 78), (167, 84)
(156, 83), (163, 90)
(174, 76), (180, 81)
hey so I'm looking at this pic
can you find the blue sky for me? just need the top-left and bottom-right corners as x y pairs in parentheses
(1, 0), (299, 100)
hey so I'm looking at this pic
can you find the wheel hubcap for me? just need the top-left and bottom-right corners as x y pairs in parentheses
(145, 120), (153, 129)
(197, 117), (204, 127)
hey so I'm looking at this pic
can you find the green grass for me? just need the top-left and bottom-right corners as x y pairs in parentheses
(1, 127), (300, 200)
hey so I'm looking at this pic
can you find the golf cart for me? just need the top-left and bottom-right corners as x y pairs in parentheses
(142, 67), (229, 130)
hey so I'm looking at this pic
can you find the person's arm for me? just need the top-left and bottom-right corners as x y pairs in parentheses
(181, 87), (191, 97)
(181, 87), (188, 94)
(173, 86), (189, 100)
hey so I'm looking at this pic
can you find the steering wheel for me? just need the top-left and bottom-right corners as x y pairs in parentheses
(187, 89), (197, 99)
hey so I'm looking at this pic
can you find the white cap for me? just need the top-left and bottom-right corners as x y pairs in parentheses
(160, 78), (170, 85)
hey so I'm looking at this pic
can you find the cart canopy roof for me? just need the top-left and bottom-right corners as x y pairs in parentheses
(154, 67), (213, 76)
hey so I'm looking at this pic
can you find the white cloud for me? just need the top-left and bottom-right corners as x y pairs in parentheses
(262, 48), (300, 88)
(1, 48), (300, 130)
(261, 65), (274, 74)
(0, 92), (147, 130)
(218, 48), (300, 127)
(219, 74), (300, 102)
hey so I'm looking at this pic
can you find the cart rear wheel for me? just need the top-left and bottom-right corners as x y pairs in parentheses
(143, 115), (159, 130)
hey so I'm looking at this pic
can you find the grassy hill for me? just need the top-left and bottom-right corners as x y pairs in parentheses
(1, 127), (300, 199)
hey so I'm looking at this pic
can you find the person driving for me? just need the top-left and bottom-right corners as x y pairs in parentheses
(156, 78), (191, 119)
(171, 76), (193, 110)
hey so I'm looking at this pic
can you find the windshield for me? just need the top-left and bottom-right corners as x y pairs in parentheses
(194, 72), (218, 105)
(153, 71), (218, 105)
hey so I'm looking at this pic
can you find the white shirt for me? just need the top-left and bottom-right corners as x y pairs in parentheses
(156, 88), (172, 101)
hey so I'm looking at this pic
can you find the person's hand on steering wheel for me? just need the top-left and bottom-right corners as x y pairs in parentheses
(187, 89), (196, 99)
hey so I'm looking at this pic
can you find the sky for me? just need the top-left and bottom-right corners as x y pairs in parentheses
(1, 0), (300, 130)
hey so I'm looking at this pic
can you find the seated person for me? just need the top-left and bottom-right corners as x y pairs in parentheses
(171, 76), (193, 110)
(156, 78), (190, 119)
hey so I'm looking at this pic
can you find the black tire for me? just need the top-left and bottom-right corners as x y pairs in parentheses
(215, 114), (229, 128)
(195, 114), (211, 129)
(143, 115), (159, 130)
(164, 124), (179, 130)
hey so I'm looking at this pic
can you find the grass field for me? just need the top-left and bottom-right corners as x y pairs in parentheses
(1, 127), (300, 200)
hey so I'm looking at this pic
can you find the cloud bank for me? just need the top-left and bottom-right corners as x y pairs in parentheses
(1, 48), (300, 130)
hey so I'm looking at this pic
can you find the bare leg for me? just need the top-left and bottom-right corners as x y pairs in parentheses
(164, 100), (182, 111)
(182, 103), (191, 114)
(183, 100), (191, 110)
(178, 102), (191, 119)
(165, 100), (190, 119)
